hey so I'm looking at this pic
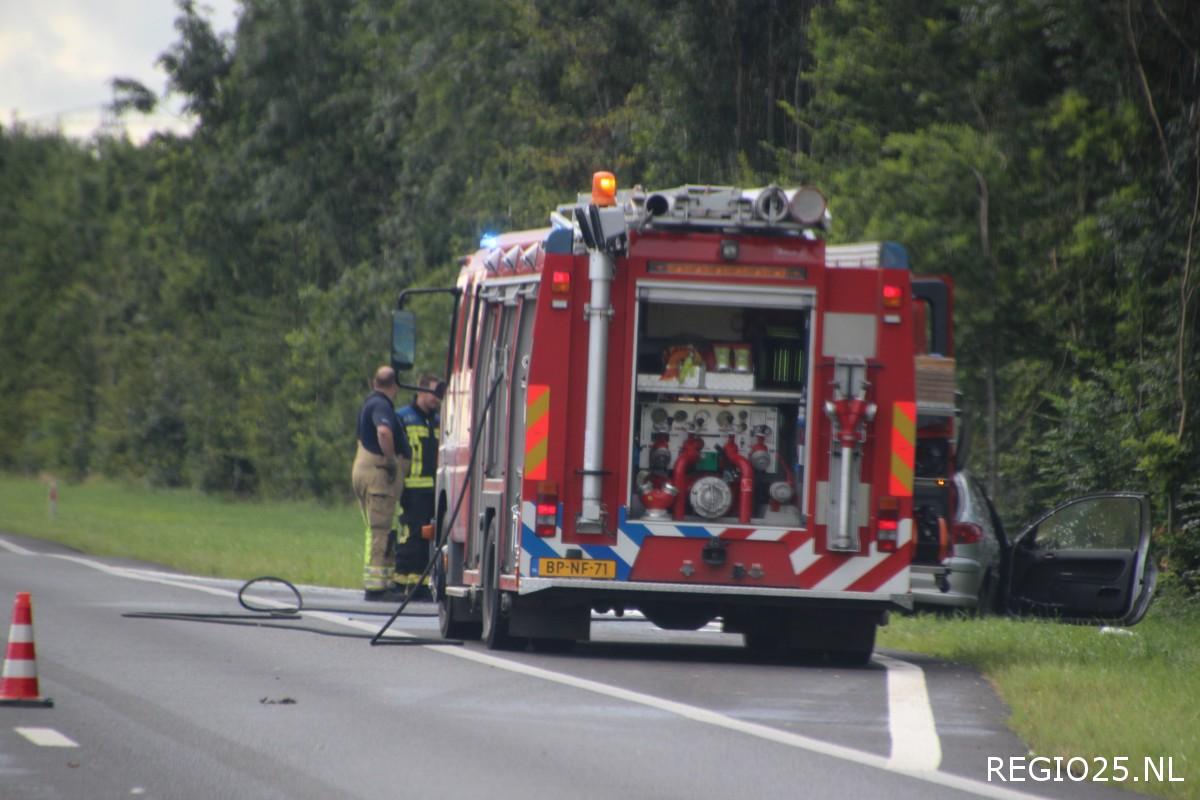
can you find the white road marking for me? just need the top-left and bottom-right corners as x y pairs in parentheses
(16, 727), (79, 747)
(876, 653), (943, 771)
(0, 537), (36, 556)
(2, 535), (1054, 800)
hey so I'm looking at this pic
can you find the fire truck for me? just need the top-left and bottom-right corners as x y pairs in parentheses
(391, 172), (1156, 660)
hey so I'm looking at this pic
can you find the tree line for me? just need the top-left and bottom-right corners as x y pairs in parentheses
(1, 0), (1197, 577)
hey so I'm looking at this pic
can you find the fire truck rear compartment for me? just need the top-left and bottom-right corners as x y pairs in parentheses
(628, 298), (810, 529)
(628, 537), (799, 585)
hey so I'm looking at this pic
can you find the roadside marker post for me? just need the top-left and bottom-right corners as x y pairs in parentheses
(0, 592), (54, 707)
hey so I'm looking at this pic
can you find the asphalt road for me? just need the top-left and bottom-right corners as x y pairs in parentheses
(0, 533), (1150, 800)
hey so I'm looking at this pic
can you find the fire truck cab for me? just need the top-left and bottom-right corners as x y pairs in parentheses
(391, 173), (932, 662)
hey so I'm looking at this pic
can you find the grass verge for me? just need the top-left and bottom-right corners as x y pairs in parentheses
(0, 474), (360, 587)
(879, 593), (1199, 799)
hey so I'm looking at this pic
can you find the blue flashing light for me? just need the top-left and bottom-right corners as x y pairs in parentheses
(480, 232), (500, 249)
(879, 241), (911, 269)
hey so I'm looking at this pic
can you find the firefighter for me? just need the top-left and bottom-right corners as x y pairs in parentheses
(393, 373), (443, 599)
(352, 366), (411, 601)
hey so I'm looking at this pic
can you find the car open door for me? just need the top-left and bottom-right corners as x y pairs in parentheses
(1006, 493), (1156, 625)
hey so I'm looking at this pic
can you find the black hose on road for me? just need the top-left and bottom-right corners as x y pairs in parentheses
(122, 576), (459, 645)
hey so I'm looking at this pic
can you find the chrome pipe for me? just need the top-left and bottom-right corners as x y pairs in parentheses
(580, 249), (614, 525)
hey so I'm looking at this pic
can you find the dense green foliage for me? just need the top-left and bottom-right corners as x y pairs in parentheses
(2, 0), (1197, 574)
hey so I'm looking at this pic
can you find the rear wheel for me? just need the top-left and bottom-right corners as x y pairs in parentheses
(759, 610), (878, 665)
(818, 621), (876, 665)
(480, 526), (522, 650)
(438, 596), (482, 641)
(433, 541), (481, 640)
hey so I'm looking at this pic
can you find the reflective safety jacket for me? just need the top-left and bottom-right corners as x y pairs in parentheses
(396, 401), (439, 491)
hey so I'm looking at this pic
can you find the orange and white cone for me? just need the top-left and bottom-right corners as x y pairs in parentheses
(0, 592), (54, 707)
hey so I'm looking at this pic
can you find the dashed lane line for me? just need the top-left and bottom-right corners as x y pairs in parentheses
(15, 727), (79, 747)
(2, 535), (1047, 800)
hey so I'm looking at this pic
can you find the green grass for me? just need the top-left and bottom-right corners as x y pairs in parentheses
(880, 595), (1200, 799)
(0, 474), (360, 587)
(3, 474), (1196, 797)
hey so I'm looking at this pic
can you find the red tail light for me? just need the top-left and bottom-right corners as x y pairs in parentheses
(551, 270), (571, 295)
(876, 518), (898, 552)
(876, 496), (899, 552)
(882, 284), (903, 308)
(535, 481), (558, 536)
(952, 522), (984, 545)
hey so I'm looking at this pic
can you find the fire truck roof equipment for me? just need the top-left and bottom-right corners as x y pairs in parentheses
(560, 180), (830, 237)
(592, 171), (618, 207)
(826, 241), (911, 269)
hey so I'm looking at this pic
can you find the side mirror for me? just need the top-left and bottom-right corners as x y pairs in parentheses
(391, 310), (416, 372)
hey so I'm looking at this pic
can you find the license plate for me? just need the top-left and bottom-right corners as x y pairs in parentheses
(538, 558), (616, 579)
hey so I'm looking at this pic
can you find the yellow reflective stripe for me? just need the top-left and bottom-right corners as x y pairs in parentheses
(360, 498), (394, 589)
(407, 428), (424, 479)
(528, 385), (550, 421)
(525, 384), (550, 480)
(360, 504), (372, 563)
(405, 424), (437, 484)
(525, 438), (548, 476)
(363, 566), (392, 591)
(889, 401), (916, 497)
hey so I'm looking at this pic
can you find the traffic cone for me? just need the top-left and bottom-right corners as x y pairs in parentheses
(0, 592), (54, 707)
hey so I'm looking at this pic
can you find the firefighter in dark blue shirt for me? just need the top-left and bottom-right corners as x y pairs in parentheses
(394, 373), (443, 598)
(352, 366), (412, 601)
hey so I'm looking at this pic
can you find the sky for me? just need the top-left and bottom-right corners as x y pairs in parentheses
(1, 0), (239, 142)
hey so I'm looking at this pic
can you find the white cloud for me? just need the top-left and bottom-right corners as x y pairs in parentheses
(0, 0), (239, 141)
(47, 12), (130, 84)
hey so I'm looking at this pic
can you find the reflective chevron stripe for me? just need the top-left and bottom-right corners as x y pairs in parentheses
(525, 384), (550, 480)
(517, 504), (910, 595)
(889, 401), (916, 497)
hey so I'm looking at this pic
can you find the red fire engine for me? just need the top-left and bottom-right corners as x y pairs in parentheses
(391, 171), (933, 662)
(389, 171), (1153, 660)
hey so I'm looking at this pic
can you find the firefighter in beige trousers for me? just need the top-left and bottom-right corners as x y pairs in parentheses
(352, 366), (411, 600)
